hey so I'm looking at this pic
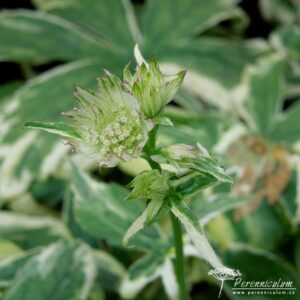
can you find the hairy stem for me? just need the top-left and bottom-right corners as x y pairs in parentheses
(146, 127), (190, 300)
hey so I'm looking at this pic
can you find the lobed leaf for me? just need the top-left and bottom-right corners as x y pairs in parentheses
(0, 60), (102, 200)
(70, 161), (167, 252)
(2, 241), (96, 300)
(33, 0), (139, 52)
(141, 0), (246, 50)
(0, 212), (70, 250)
(243, 54), (284, 136)
(0, 10), (106, 63)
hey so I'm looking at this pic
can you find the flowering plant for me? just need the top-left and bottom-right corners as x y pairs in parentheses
(26, 46), (238, 299)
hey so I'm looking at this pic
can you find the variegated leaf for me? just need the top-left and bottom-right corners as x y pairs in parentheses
(0, 60), (101, 200)
(70, 161), (167, 252)
(0, 212), (70, 250)
(2, 241), (96, 300)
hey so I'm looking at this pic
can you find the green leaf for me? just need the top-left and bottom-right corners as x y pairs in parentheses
(120, 253), (177, 300)
(92, 249), (126, 291)
(270, 100), (300, 144)
(141, 0), (246, 50)
(33, 0), (139, 52)
(158, 39), (267, 112)
(271, 25), (300, 58)
(222, 243), (300, 300)
(30, 178), (66, 208)
(2, 241), (96, 300)
(0, 212), (70, 250)
(0, 10), (106, 63)
(25, 121), (80, 139)
(70, 161), (166, 252)
(244, 54), (284, 136)
(0, 60), (101, 199)
(170, 196), (232, 272)
(221, 201), (286, 251)
(191, 194), (251, 226)
(0, 248), (40, 288)
(158, 108), (221, 149)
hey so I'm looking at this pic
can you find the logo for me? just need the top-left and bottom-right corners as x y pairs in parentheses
(208, 268), (297, 298)
(232, 277), (296, 296)
(208, 267), (241, 298)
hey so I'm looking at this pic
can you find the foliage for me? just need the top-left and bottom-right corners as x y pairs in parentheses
(0, 1), (300, 300)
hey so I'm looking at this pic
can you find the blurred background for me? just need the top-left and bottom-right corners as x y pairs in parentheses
(0, 0), (300, 299)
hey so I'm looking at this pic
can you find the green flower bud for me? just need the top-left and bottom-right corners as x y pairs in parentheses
(123, 45), (186, 118)
(64, 72), (153, 167)
(127, 169), (170, 202)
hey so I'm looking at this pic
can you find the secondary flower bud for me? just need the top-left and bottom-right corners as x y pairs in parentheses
(123, 45), (186, 118)
(127, 169), (170, 202)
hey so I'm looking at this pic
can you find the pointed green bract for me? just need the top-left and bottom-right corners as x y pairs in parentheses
(123, 199), (164, 247)
(157, 143), (233, 183)
(25, 122), (80, 139)
(172, 171), (217, 199)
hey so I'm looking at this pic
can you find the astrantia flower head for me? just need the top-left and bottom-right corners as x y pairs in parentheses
(123, 45), (186, 118)
(64, 73), (153, 167)
(26, 71), (153, 168)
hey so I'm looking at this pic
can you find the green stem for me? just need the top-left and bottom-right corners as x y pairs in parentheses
(146, 126), (190, 300)
(170, 211), (191, 300)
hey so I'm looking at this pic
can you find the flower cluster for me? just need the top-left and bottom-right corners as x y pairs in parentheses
(65, 75), (152, 167)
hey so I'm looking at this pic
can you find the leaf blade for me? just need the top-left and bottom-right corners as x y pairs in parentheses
(25, 121), (80, 139)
